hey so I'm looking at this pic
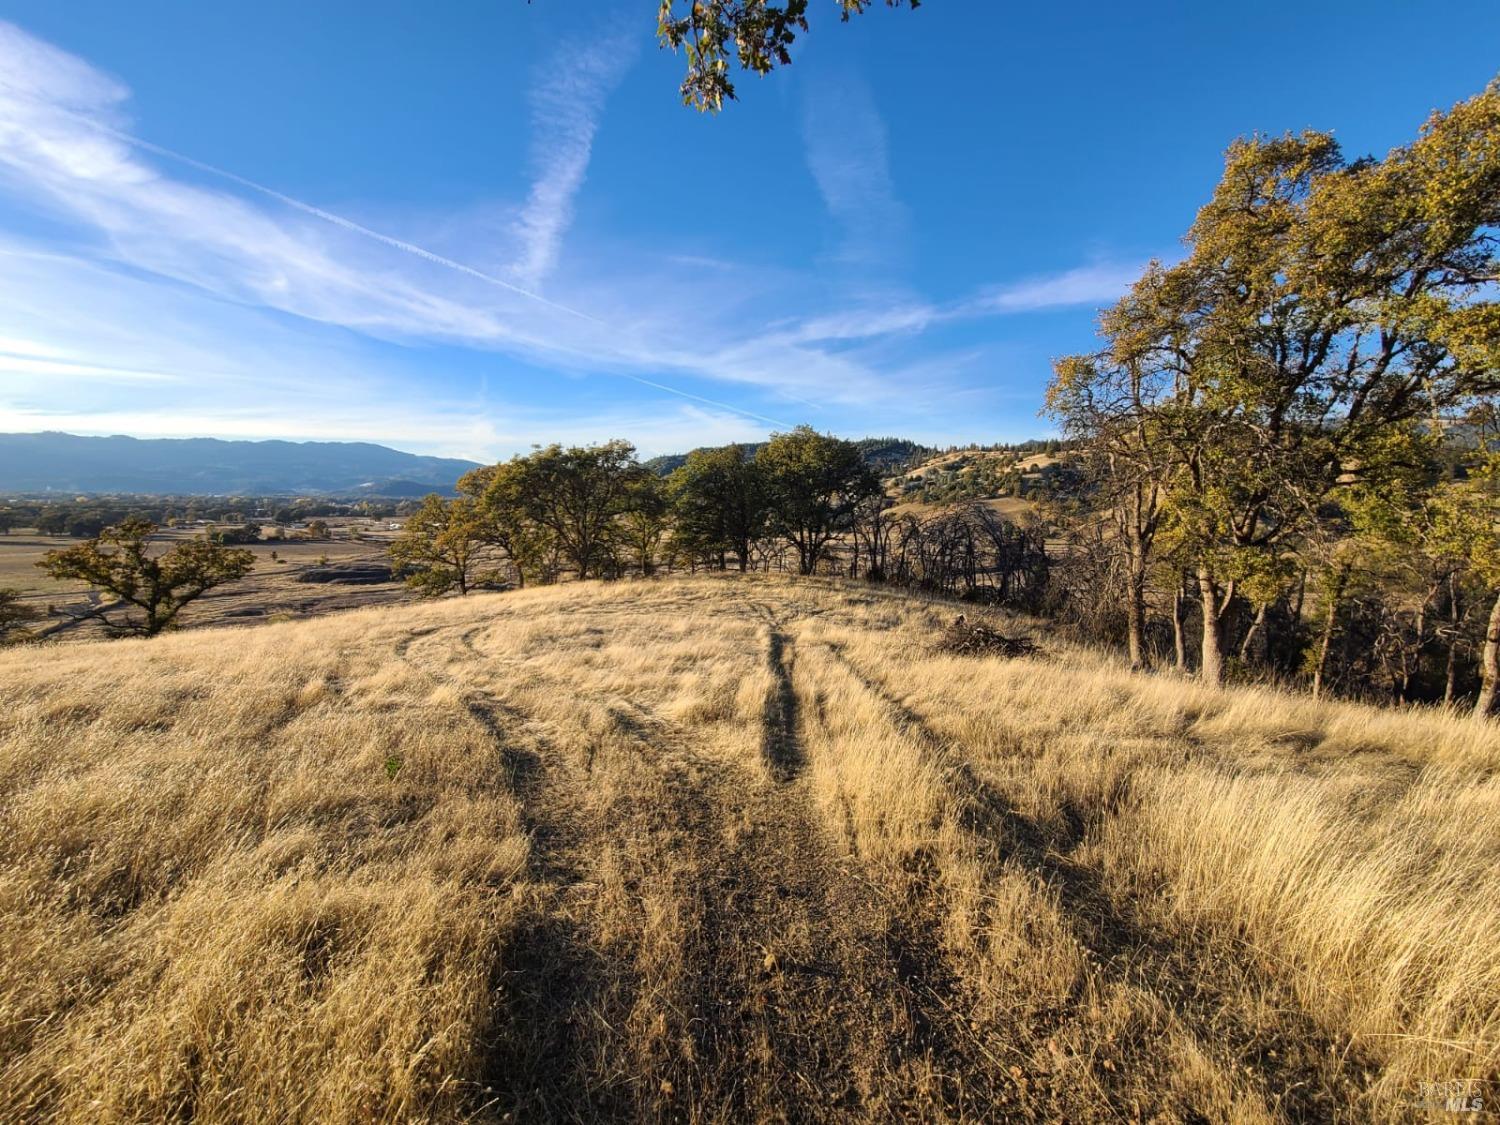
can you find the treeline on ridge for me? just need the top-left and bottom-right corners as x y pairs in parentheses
(389, 426), (1049, 601)
(1043, 80), (1500, 714)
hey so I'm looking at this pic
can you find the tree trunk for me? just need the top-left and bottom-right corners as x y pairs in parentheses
(1238, 602), (1268, 667)
(1171, 580), (1187, 671)
(1125, 562), (1147, 671)
(1444, 573), (1461, 706)
(1476, 588), (1500, 720)
(1197, 566), (1224, 689)
(1311, 570), (1346, 702)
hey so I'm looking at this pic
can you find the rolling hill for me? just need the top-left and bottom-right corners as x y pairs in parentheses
(0, 433), (481, 495)
(1, 575), (1494, 1121)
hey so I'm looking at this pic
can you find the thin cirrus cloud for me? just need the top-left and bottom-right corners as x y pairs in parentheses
(0, 27), (519, 343)
(776, 261), (1148, 347)
(0, 238), (772, 458)
(801, 72), (908, 268)
(511, 31), (639, 290)
(0, 19), (893, 411)
(0, 19), (1146, 455)
(975, 261), (1148, 313)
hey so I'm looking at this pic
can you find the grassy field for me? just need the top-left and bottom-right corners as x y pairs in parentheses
(0, 536), (96, 598)
(1, 575), (1496, 1121)
(0, 528), (416, 638)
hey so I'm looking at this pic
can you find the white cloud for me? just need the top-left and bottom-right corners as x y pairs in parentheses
(0, 20), (1153, 453)
(975, 261), (1144, 313)
(0, 21), (897, 412)
(801, 73), (907, 267)
(770, 259), (1148, 347)
(512, 33), (637, 289)
(0, 352), (182, 382)
(0, 239), (780, 460)
(0, 400), (772, 462)
(777, 301), (937, 345)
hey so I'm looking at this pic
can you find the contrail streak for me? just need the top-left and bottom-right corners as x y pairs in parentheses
(36, 99), (599, 323)
(0, 80), (804, 426)
(616, 373), (790, 428)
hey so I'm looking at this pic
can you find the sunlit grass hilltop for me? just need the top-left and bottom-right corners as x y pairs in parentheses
(2, 575), (1497, 1122)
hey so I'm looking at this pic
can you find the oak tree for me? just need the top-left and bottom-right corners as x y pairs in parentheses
(389, 494), (495, 596)
(1053, 83), (1500, 688)
(758, 426), (880, 575)
(39, 518), (255, 636)
(668, 443), (769, 571)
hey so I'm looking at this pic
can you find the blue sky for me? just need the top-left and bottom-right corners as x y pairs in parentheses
(0, 2), (1494, 459)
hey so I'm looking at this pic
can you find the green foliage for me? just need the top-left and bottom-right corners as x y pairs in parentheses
(477, 441), (645, 580)
(621, 471), (671, 576)
(0, 588), (35, 641)
(458, 463), (556, 587)
(388, 495), (493, 596)
(646, 436), (934, 478)
(757, 426), (881, 575)
(1045, 79), (1500, 693)
(38, 518), (255, 636)
(911, 456), (1016, 504)
(850, 437), (936, 474)
(211, 522), (262, 545)
(657, 0), (920, 111)
(668, 444), (769, 570)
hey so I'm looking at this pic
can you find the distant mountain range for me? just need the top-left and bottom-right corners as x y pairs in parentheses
(0, 433), (482, 496)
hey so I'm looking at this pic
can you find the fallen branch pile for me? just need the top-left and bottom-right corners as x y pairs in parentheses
(938, 615), (1041, 658)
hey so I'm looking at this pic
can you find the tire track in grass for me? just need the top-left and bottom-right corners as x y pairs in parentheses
(740, 603), (1015, 1118)
(817, 636), (1382, 1121)
(395, 623), (631, 1119)
(441, 597), (1019, 1119)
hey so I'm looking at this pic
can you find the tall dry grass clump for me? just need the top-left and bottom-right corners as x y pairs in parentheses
(0, 600), (531, 1122)
(798, 594), (1500, 1118)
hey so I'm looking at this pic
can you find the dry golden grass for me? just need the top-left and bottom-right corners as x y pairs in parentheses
(1, 574), (1496, 1122)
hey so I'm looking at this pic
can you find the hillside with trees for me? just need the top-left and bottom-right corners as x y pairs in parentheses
(1, 29), (1498, 1125)
(1045, 82), (1500, 706)
(369, 83), (1500, 719)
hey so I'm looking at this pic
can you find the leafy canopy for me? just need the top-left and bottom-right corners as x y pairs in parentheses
(389, 494), (496, 596)
(757, 425), (881, 574)
(657, 0), (920, 110)
(668, 443), (769, 567)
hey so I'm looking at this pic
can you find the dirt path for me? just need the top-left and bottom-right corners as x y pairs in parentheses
(396, 611), (1015, 1121)
(393, 602), (1372, 1120)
